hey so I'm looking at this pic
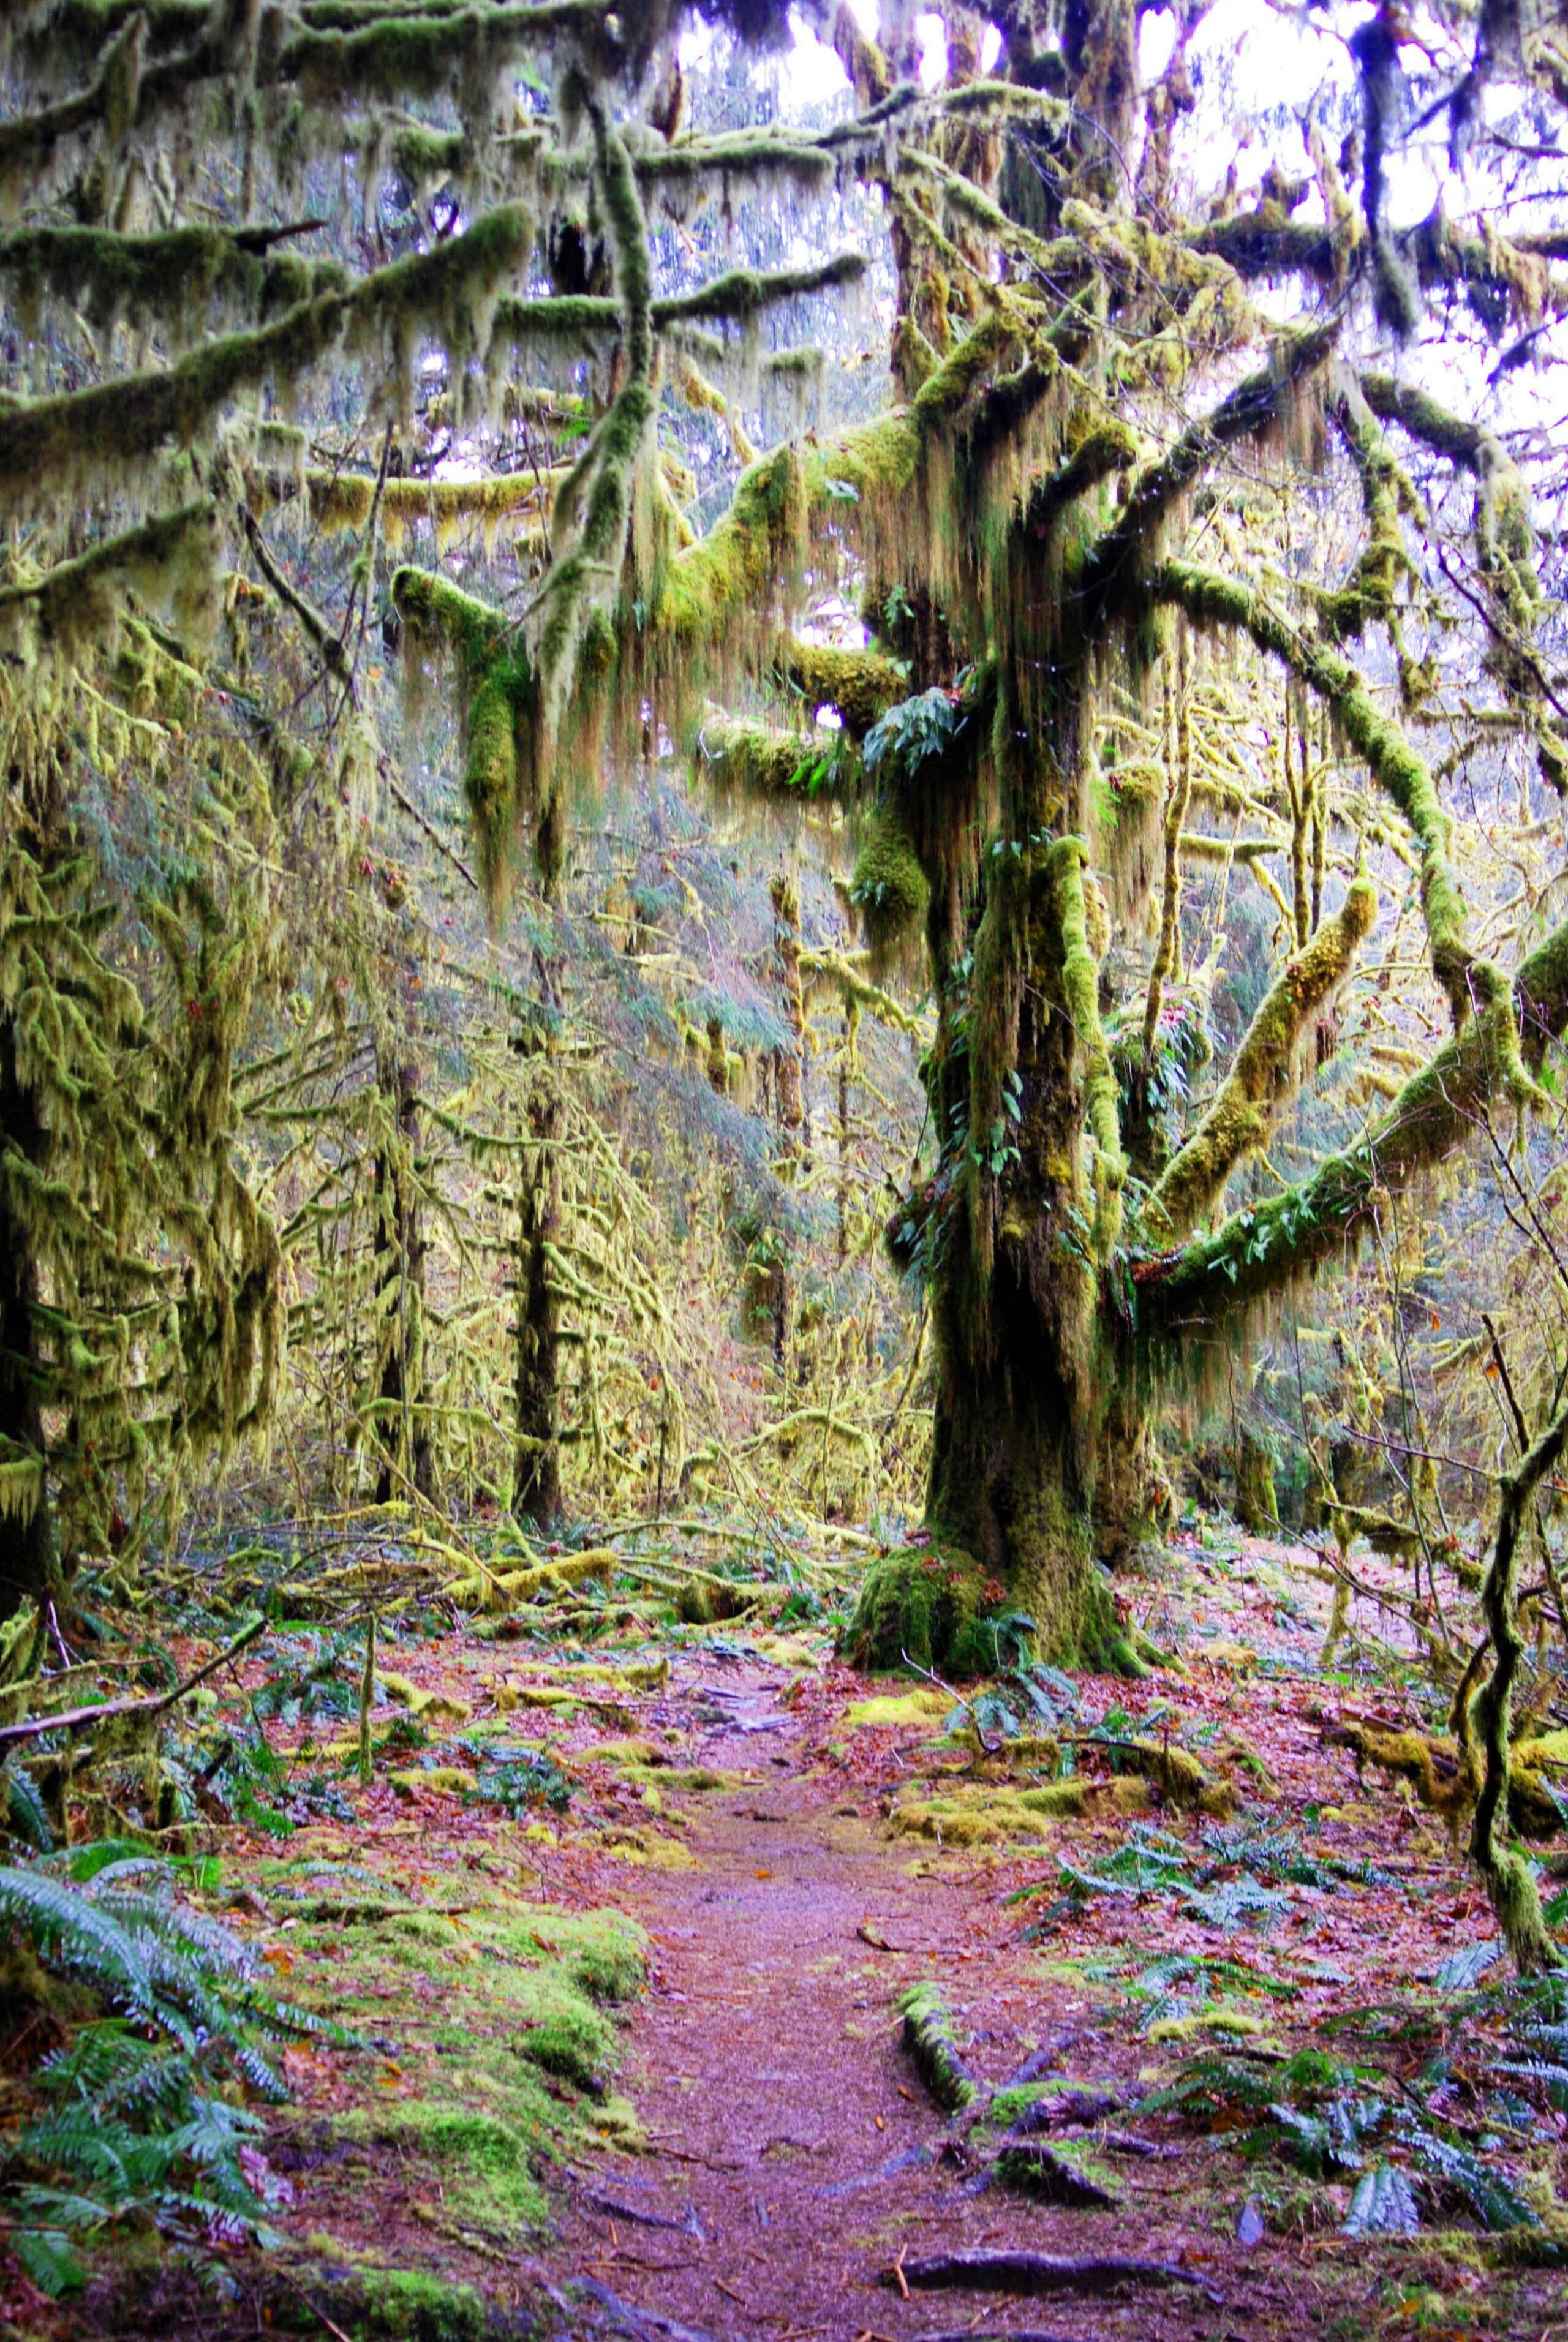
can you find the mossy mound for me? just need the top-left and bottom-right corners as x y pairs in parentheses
(842, 1543), (996, 1676)
(843, 1685), (952, 1729)
(889, 1775), (1151, 1845)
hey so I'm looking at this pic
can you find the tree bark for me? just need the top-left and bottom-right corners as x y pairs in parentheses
(921, 837), (1128, 1662)
(514, 974), (563, 1527)
(371, 1051), (434, 1507)
(1093, 1370), (1175, 1562)
(0, 1012), (58, 1617)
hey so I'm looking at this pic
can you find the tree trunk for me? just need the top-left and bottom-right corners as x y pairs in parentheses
(927, 1331), (1097, 1655)
(513, 986), (562, 1527)
(372, 1052), (434, 1507)
(1093, 1369), (1175, 1562)
(919, 833), (1128, 1663)
(0, 1012), (58, 1617)
(1234, 1428), (1278, 1534)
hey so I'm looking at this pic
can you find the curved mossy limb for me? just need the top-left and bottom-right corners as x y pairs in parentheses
(1135, 921), (1567, 1342)
(1471, 1399), (1568, 1971)
(899, 1982), (978, 2112)
(1148, 872), (1376, 1238)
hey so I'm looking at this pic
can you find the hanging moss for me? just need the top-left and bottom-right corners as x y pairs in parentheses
(0, 224), (344, 345)
(1153, 557), (1473, 1020)
(0, 204), (528, 513)
(391, 566), (533, 912)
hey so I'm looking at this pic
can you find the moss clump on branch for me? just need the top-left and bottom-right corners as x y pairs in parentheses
(851, 802), (930, 966)
(693, 717), (839, 802)
(778, 640), (904, 738)
(268, 468), (559, 558)
(1149, 873), (1376, 1239)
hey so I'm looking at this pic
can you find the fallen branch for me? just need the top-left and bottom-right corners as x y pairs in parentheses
(0, 1615), (267, 1749)
(895, 2250), (1223, 2308)
(899, 1981), (978, 2112)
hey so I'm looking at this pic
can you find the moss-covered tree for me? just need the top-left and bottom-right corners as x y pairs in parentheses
(8, 0), (1568, 1667)
(376, 0), (1568, 1659)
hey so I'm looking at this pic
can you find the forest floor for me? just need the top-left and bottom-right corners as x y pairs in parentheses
(11, 1518), (1568, 2342)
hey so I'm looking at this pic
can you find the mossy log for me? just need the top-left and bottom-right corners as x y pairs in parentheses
(1325, 1719), (1564, 1839)
(899, 1982), (978, 2112)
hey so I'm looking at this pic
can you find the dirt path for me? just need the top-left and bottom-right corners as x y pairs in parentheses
(54, 1531), (1562, 2342)
(544, 1663), (1275, 2342)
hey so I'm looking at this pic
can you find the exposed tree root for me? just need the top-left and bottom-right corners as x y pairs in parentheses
(993, 2138), (1121, 2207)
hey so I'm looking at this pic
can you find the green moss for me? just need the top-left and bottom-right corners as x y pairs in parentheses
(899, 1981), (977, 2110)
(1043, 835), (1125, 1251)
(850, 800), (929, 963)
(311, 2264), (498, 2342)
(842, 1685), (951, 1728)
(518, 2002), (612, 2093)
(351, 2102), (545, 2232)
(843, 1543), (988, 1675)
(0, 206), (527, 515)
(889, 1776), (1152, 1843)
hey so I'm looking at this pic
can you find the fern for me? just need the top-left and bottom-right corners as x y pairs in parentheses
(1182, 1876), (1293, 1933)
(1, 1758), (53, 1851)
(1343, 2160), (1420, 2235)
(1393, 2115), (1537, 2231)
(0, 1847), (353, 2295)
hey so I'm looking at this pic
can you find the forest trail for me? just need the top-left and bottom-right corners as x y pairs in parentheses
(542, 1659), (1259, 2342)
(47, 1529), (1566, 2342)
